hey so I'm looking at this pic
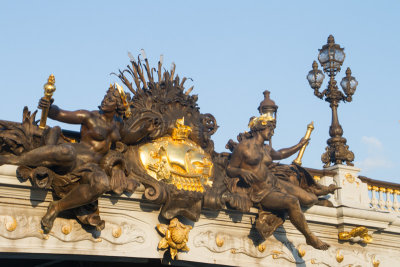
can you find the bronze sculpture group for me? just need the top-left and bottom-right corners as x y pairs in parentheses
(0, 53), (339, 254)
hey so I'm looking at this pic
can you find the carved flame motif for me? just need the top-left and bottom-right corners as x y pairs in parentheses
(139, 118), (213, 192)
(157, 218), (192, 260)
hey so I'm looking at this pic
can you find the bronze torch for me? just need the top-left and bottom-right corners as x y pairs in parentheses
(39, 74), (56, 129)
(293, 122), (314, 166)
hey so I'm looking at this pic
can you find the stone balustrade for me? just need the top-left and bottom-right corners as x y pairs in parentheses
(358, 176), (400, 212)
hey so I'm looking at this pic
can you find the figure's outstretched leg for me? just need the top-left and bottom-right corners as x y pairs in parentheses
(260, 191), (330, 250)
(41, 170), (110, 232)
(277, 179), (318, 207)
(0, 143), (75, 172)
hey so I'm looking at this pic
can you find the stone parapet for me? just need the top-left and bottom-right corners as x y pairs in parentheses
(0, 164), (399, 266)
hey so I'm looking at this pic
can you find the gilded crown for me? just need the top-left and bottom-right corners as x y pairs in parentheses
(248, 113), (275, 130)
(172, 118), (192, 140)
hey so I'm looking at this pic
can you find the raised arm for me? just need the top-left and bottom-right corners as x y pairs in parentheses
(270, 137), (308, 160)
(120, 118), (157, 145)
(39, 98), (91, 125)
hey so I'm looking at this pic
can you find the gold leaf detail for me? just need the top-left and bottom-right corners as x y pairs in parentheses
(170, 248), (178, 260)
(338, 226), (372, 243)
(345, 173), (355, 183)
(216, 235), (224, 247)
(158, 238), (169, 249)
(336, 250), (344, 263)
(5, 216), (17, 232)
(372, 255), (380, 267)
(156, 223), (168, 236)
(156, 218), (191, 259)
(258, 244), (266, 252)
(61, 224), (72, 235)
(112, 227), (122, 238)
(297, 245), (306, 258)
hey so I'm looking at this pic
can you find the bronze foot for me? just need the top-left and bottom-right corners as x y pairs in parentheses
(95, 220), (105, 231)
(327, 184), (341, 194)
(306, 235), (330, 250)
(41, 201), (59, 233)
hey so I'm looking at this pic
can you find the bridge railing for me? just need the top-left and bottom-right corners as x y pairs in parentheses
(358, 176), (400, 212)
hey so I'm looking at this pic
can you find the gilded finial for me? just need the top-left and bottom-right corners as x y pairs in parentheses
(39, 74), (57, 129)
(47, 74), (55, 85)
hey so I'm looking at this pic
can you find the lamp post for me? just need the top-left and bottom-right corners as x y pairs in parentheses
(307, 35), (358, 167)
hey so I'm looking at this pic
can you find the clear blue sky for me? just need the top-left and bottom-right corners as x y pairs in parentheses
(1, 1), (399, 183)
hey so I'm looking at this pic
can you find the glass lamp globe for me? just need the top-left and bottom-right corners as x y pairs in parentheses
(340, 68), (358, 95)
(318, 35), (346, 74)
(307, 61), (325, 89)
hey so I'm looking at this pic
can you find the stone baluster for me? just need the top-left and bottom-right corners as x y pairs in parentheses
(378, 187), (386, 210)
(371, 186), (379, 209)
(393, 190), (400, 212)
(367, 185), (372, 208)
(386, 188), (394, 212)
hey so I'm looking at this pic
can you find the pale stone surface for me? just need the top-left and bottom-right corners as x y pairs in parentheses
(324, 164), (370, 209)
(0, 164), (399, 266)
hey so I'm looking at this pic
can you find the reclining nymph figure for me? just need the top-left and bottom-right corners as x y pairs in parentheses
(226, 91), (336, 250)
(0, 84), (154, 232)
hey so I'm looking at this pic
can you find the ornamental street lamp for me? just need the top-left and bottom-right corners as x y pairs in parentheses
(307, 35), (358, 167)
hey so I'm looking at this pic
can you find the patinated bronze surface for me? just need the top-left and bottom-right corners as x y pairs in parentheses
(0, 81), (152, 232)
(225, 91), (338, 250)
(0, 53), (338, 256)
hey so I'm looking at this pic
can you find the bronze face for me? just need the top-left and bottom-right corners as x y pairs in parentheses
(100, 93), (118, 113)
(259, 122), (275, 141)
